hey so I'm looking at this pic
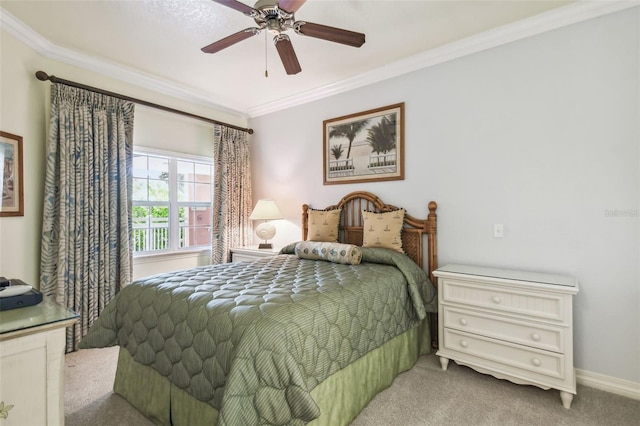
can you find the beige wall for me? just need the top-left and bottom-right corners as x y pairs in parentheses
(0, 31), (48, 285)
(0, 30), (245, 286)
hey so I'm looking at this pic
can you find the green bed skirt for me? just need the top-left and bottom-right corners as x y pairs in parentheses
(113, 317), (433, 426)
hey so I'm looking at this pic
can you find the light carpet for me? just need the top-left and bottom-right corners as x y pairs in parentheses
(65, 347), (640, 425)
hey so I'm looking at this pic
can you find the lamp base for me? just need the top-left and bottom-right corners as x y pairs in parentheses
(258, 243), (273, 249)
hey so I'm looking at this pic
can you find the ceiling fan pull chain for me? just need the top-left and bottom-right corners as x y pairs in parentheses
(264, 30), (269, 78)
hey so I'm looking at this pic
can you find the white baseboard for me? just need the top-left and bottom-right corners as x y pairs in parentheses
(576, 369), (640, 400)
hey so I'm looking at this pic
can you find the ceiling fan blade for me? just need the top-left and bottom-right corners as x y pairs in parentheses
(278, 0), (306, 13)
(201, 28), (261, 54)
(294, 21), (365, 47)
(274, 34), (302, 75)
(211, 0), (259, 17)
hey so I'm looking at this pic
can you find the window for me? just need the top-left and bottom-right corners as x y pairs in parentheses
(132, 149), (213, 254)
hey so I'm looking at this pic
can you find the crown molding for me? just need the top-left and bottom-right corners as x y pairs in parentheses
(0, 7), (52, 54)
(0, 7), (248, 118)
(2, 1), (638, 119)
(246, 0), (639, 117)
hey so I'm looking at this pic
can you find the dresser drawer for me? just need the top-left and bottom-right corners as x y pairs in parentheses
(440, 278), (568, 322)
(442, 328), (565, 381)
(443, 306), (565, 353)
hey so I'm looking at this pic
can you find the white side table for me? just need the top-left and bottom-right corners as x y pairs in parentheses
(0, 298), (79, 424)
(230, 246), (280, 263)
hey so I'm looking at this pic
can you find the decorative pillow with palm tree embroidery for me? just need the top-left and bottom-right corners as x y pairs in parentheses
(307, 208), (341, 242)
(362, 209), (405, 253)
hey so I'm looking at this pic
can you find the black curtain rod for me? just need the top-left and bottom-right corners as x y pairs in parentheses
(35, 71), (253, 135)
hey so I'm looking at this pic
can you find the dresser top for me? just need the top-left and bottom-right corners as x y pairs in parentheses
(434, 264), (577, 288)
(0, 298), (79, 336)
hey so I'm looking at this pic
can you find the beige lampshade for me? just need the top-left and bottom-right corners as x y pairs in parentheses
(250, 200), (282, 248)
(249, 199), (282, 220)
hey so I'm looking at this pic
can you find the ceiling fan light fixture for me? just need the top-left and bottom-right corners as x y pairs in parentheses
(266, 18), (282, 34)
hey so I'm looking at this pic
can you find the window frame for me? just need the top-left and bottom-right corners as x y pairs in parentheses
(132, 147), (214, 257)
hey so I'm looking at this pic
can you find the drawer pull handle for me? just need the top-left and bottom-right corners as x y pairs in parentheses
(459, 318), (468, 326)
(460, 340), (468, 348)
(531, 358), (541, 367)
(531, 333), (541, 341)
(492, 296), (501, 304)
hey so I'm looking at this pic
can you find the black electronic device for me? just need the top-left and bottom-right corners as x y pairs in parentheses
(0, 279), (43, 311)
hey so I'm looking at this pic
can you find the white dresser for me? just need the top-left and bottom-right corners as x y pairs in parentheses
(0, 299), (78, 425)
(434, 264), (579, 408)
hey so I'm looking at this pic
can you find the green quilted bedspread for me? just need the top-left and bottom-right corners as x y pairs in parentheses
(79, 245), (437, 425)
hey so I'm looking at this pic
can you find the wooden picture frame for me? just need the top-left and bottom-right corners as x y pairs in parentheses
(323, 102), (404, 185)
(1, 131), (24, 217)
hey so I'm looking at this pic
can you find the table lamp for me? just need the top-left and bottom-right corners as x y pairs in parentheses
(249, 199), (282, 249)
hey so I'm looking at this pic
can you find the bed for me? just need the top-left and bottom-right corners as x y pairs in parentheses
(79, 191), (438, 425)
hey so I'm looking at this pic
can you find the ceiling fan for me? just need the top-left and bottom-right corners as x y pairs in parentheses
(202, 0), (366, 75)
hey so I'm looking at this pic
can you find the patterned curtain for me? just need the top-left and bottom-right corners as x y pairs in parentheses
(40, 83), (135, 352)
(211, 125), (252, 263)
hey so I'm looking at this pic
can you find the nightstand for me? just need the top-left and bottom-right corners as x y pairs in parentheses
(230, 246), (280, 263)
(433, 264), (578, 408)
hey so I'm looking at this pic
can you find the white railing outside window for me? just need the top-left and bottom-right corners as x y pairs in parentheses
(133, 149), (213, 256)
(133, 216), (170, 252)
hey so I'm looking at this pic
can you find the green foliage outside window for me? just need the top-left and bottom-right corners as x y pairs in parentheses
(133, 152), (212, 253)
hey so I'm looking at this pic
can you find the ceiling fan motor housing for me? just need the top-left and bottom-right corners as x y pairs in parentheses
(254, 0), (295, 34)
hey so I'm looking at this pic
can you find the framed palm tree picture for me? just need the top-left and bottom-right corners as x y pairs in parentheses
(323, 103), (404, 185)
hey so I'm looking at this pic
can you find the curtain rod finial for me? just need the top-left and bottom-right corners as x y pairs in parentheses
(35, 71), (50, 81)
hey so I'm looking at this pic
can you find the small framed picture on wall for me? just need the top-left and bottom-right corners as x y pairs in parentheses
(1, 131), (24, 217)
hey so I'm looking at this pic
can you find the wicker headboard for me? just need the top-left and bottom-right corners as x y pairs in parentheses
(302, 191), (438, 284)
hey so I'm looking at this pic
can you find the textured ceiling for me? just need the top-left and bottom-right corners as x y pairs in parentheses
(2, 0), (581, 116)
